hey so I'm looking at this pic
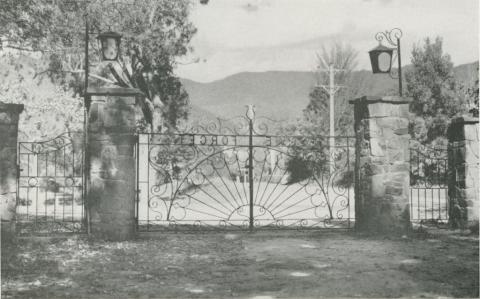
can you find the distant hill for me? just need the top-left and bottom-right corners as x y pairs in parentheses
(183, 61), (479, 120)
(2, 53), (477, 128)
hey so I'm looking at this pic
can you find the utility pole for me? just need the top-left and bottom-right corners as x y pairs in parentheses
(317, 64), (345, 175)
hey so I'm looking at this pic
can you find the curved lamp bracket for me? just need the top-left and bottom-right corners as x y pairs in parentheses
(375, 28), (403, 47)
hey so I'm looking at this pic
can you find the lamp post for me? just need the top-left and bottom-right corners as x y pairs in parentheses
(369, 28), (403, 96)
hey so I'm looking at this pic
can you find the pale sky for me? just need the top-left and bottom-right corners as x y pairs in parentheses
(175, 0), (479, 82)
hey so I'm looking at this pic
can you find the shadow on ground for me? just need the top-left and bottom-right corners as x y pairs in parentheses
(2, 229), (479, 298)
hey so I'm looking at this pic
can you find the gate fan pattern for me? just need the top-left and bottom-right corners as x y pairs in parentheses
(136, 108), (354, 231)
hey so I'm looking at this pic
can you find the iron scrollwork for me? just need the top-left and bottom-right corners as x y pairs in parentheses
(136, 107), (354, 231)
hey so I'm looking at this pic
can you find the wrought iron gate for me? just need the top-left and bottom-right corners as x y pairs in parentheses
(16, 132), (86, 234)
(409, 143), (449, 225)
(135, 107), (354, 231)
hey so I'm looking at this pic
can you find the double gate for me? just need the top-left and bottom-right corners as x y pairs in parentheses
(135, 108), (354, 231)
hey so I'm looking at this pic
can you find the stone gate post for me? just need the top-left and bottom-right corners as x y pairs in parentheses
(0, 103), (24, 224)
(86, 87), (142, 241)
(350, 96), (411, 234)
(447, 116), (479, 228)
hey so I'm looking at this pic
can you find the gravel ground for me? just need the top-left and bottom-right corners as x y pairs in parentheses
(1, 229), (478, 298)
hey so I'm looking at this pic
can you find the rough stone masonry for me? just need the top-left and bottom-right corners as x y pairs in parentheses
(350, 96), (411, 234)
(448, 116), (479, 228)
(0, 102), (24, 223)
(87, 92), (138, 241)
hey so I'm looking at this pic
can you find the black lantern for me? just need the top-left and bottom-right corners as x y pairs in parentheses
(369, 44), (394, 73)
(97, 31), (122, 61)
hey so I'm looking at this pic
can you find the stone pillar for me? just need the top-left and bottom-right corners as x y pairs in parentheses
(350, 96), (411, 234)
(447, 116), (479, 228)
(0, 102), (24, 223)
(87, 89), (139, 241)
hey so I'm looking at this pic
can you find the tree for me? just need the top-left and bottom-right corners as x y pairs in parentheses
(0, 53), (84, 140)
(284, 42), (358, 185)
(303, 42), (358, 136)
(406, 37), (467, 144)
(0, 0), (199, 133)
(466, 67), (479, 117)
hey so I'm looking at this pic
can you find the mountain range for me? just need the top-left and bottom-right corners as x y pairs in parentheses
(182, 62), (479, 120)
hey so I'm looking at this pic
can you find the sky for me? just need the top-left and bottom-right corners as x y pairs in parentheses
(174, 0), (479, 83)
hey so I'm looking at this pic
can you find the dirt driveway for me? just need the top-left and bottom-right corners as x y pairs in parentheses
(2, 230), (478, 298)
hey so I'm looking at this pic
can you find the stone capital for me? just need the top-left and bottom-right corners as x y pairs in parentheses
(86, 87), (144, 98)
(0, 102), (25, 114)
(349, 95), (413, 105)
(450, 116), (479, 125)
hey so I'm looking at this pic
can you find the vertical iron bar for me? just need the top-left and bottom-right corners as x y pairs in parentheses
(54, 150), (57, 224)
(26, 184), (30, 221)
(53, 182), (57, 222)
(346, 137), (350, 228)
(63, 146), (66, 225)
(248, 118), (254, 231)
(27, 154), (30, 220)
(147, 135), (150, 231)
(84, 6), (91, 235)
(445, 158), (448, 219)
(27, 153), (30, 176)
(135, 135), (140, 232)
(438, 188), (440, 219)
(64, 146), (66, 177)
(409, 148), (412, 220)
(45, 153), (47, 219)
(417, 188), (420, 220)
(424, 188), (426, 220)
(79, 143), (83, 227)
(431, 188), (433, 219)
(445, 188), (448, 220)
(62, 153), (65, 223)
(16, 142), (20, 229)
(436, 160), (439, 219)
(35, 153), (39, 229)
(410, 188), (412, 221)
(72, 146), (75, 223)
(45, 152), (48, 220)
(417, 152), (420, 219)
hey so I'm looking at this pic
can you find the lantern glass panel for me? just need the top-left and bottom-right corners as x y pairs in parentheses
(102, 37), (119, 60)
(378, 52), (391, 72)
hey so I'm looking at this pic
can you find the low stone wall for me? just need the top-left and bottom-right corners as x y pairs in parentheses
(87, 94), (137, 241)
(350, 96), (411, 234)
(0, 102), (24, 223)
(447, 116), (479, 228)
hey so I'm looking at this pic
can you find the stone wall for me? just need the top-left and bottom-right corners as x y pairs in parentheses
(0, 103), (24, 222)
(350, 96), (411, 233)
(87, 93), (138, 241)
(447, 116), (479, 228)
